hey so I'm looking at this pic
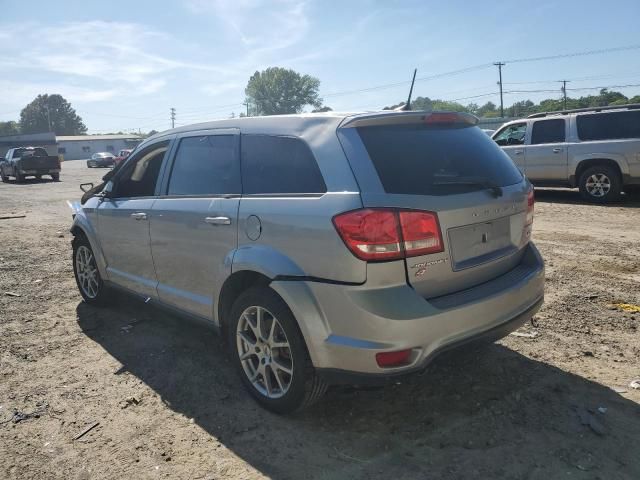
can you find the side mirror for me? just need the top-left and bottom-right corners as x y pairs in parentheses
(80, 182), (94, 193)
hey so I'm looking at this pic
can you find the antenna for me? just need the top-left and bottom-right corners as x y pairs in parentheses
(401, 68), (417, 111)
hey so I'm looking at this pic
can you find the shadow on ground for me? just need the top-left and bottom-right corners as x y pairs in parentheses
(77, 298), (640, 479)
(534, 187), (640, 207)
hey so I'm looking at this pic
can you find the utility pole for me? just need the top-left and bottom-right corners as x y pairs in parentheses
(45, 105), (52, 132)
(494, 62), (505, 118)
(559, 80), (570, 110)
(170, 107), (176, 128)
(242, 101), (250, 117)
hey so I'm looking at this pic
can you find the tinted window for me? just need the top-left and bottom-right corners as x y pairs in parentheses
(493, 123), (527, 146)
(241, 135), (326, 194)
(114, 141), (169, 198)
(168, 136), (240, 195)
(577, 111), (640, 141)
(357, 125), (523, 196)
(531, 119), (565, 144)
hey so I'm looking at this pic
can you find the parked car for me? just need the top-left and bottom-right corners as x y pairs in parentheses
(87, 152), (116, 168)
(492, 104), (640, 202)
(114, 149), (133, 167)
(0, 147), (61, 182)
(69, 111), (544, 413)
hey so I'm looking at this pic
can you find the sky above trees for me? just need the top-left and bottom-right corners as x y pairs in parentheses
(0, 0), (639, 133)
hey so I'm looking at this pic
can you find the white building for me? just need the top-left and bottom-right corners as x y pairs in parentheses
(57, 134), (142, 160)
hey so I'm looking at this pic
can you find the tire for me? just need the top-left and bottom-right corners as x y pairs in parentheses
(72, 234), (110, 305)
(0, 171), (7, 183)
(15, 172), (24, 183)
(228, 286), (327, 413)
(87, 161), (94, 168)
(578, 165), (622, 203)
(35, 175), (42, 181)
(51, 173), (60, 182)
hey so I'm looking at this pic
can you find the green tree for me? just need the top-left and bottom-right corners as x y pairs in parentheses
(245, 67), (322, 115)
(0, 121), (20, 136)
(19, 94), (87, 135)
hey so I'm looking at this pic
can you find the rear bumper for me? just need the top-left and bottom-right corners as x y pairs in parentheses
(317, 296), (542, 385)
(273, 242), (544, 382)
(19, 168), (60, 175)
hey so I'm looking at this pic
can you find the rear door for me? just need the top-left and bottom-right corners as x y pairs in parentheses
(97, 139), (171, 298)
(150, 129), (241, 320)
(492, 122), (527, 173)
(339, 114), (530, 298)
(524, 118), (568, 181)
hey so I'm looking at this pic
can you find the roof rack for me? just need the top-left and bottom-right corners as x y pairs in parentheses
(527, 103), (640, 119)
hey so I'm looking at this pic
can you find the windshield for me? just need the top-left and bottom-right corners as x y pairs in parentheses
(357, 124), (523, 196)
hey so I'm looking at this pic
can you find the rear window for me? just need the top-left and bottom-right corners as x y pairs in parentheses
(168, 135), (240, 196)
(577, 111), (640, 141)
(357, 125), (523, 195)
(531, 119), (565, 144)
(241, 135), (326, 195)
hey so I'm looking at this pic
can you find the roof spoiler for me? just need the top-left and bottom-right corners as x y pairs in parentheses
(528, 103), (640, 118)
(341, 111), (479, 128)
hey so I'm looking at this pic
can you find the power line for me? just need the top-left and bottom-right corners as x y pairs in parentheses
(502, 44), (640, 64)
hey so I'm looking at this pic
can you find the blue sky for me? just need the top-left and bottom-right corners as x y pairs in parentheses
(1, 0), (639, 133)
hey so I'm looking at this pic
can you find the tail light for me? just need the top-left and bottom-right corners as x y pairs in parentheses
(333, 208), (443, 262)
(376, 349), (412, 368)
(525, 189), (534, 226)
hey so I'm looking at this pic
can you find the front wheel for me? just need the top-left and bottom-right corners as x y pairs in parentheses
(578, 165), (622, 203)
(228, 287), (327, 413)
(15, 172), (24, 183)
(72, 235), (110, 305)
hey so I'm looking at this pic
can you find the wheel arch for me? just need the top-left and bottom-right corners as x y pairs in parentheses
(573, 158), (623, 187)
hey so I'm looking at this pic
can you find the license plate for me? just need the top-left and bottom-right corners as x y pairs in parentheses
(448, 216), (515, 270)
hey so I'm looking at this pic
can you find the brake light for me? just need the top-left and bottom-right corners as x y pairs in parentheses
(376, 349), (412, 367)
(399, 211), (443, 256)
(332, 209), (402, 261)
(424, 112), (477, 126)
(525, 189), (534, 226)
(333, 208), (444, 261)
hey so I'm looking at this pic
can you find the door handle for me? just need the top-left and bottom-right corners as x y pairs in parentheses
(552, 148), (563, 153)
(514, 150), (524, 155)
(205, 216), (231, 226)
(130, 212), (148, 221)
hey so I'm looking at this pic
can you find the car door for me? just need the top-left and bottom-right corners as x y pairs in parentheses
(150, 129), (241, 320)
(524, 118), (568, 182)
(96, 138), (172, 298)
(492, 122), (527, 173)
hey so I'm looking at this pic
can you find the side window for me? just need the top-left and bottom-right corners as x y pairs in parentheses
(113, 141), (169, 198)
(82, 146), (91, 153)
(577, 111), (640, 141)
(58, 147), (66, 154)
(531, 119), (565, 145)
(167, 135), (240, 195)
(241, 135), (326, 194)
(493, 123), (527, 146)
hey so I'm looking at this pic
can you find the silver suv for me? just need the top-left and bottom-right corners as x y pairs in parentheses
(492, 104), (640, 202)
(69, 111), (544, 413)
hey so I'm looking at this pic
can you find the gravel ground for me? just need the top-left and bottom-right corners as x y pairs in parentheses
(1, 161), (639, 480)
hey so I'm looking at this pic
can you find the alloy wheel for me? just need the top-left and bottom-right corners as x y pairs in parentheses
(75, 245), (99, 298)
(236, 306), (294, 399)
(585, 173), (611, 197)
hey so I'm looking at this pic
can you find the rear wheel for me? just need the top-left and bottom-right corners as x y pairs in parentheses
(228, 287), (327, 413)
(0, 171), (7, 182)
(51, 173), (60, 181)
(15, 172), (24, 183)
(72, 235), (110, 305)
(578, 165), (622, 203)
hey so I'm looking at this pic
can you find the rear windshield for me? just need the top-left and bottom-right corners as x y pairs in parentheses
(357, 124), (523, 195)
(576, 111), (640, 141)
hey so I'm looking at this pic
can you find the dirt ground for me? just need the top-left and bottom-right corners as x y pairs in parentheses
(1, 160), (639, 480)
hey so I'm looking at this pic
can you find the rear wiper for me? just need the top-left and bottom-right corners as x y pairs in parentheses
(433, 178), (503, 197)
